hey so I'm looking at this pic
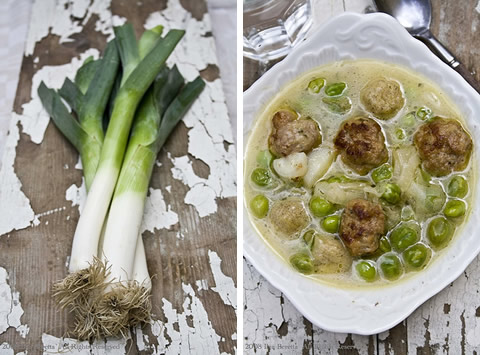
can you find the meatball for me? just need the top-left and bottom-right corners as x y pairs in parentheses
(269, 198), (310, 237)
(334, 117), (388, 175)
(269, 110), (321, 156)
(340, 199), (385, 256)
(361, 78), (405, 119)
(414, 118), (472, 176)
(311, 234), (352, 273)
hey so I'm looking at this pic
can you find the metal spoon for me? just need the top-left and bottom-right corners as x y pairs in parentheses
(374, 0), (480, 93)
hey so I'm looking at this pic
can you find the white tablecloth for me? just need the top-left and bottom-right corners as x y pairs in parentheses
(0, 0), (237, 166)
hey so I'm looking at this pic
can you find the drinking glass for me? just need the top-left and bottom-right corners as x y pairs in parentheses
(243, 0), (313, 61)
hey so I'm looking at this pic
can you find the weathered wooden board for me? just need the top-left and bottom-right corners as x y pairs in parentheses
(0, 0), (236, 354)
(243, 0), (480, 353)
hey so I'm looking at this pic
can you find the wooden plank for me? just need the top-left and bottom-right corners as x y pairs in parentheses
(0, 0), (236, 353)
(243, 0), (480, 353)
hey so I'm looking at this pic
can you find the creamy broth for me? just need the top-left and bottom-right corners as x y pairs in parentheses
(245, 59), (475, 287)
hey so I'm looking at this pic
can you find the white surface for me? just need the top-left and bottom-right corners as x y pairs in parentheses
(243, 12), (480, 335)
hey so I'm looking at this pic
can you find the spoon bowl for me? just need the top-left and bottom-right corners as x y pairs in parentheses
(375, 0), (431, 34)
(374, 0), (480, 93)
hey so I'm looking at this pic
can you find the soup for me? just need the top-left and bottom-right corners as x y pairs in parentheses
(244, 59), (475, 286)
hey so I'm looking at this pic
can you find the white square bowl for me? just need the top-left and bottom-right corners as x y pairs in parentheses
(243, 12), (480, 335)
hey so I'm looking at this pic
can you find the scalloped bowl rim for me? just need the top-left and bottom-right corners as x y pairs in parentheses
(243, 12), (480, 335)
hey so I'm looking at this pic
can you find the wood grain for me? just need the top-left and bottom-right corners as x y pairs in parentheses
(0, 0), (236, 353)
(243, 0), (480, 353)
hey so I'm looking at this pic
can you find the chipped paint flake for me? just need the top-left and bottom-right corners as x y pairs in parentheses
(147, 0), (236, 218)
(141, 188), (178, 233)
(208, 250), (236, 309)
(41, 333), (128, 354)
(196, 279), (208, 291)
(65, 178), (87, 214)
(476, 0), (480, 14)
(0, 116), (34, 235)
(0, 268), (28, 338)
(156, 283), (222, 355)
(407, 257), (480, 354)
(25, 0), (126, 56)
(32, 206), (67, 226)
(244, 260), (311, 353)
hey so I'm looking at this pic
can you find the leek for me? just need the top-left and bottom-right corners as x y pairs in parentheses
(97, 69), (205, 336)
(69, 27), (184, 276)
(38, 23), (204, 340)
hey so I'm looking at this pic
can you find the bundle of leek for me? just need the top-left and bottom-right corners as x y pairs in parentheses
(38, 23), (205, 339)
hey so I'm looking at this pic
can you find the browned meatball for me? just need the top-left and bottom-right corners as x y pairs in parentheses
(361, 78), (405, 119)
(268, 110), (321, 156)
(340, 199), (385, 256)
(414, 118), (472, 176)
(334, 117), (388, 175)
(269, 198), (310, 237)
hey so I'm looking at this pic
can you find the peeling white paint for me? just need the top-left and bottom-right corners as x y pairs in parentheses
(156, 283), (223, 355)
(208, 250), (236, 309)
(147, 0), (236, 218)
(0, 268), (28, 339)
(196, 279), (208, 291)
(65, 178), (87, 214)
(170, 155), (218, 217)
(244, 260), (311, 353)
(476, 0), (480, 14)
(0, 344), (13, 355)
(0, 115), (34, 236)
(41, 333), (127, 354)
(25, 0), (126, 56)
(407, 257), (480, 354)
(176, 231), (185, 240)
(32, 206), (66, 226)
(141, 188), (179, 234)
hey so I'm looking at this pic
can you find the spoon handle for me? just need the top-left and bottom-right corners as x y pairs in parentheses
(416, 29), (480, 94)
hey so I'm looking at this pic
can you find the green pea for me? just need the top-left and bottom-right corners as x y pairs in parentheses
(290, 253), (314, 274)
(401, 112), (416, 127)
(372, 164), (393, 183)
(325, 82), (347, 96)
(403, 244), (429, 269)
(309, 197), (333, 217)
(256, 150), (273, 169)
(308, 78), (326, 93)
(251, 168), (271, 187)
(381, 183), (401, 204)
(416, 106), (432, 120)
(356, 261), (376, 282)
(379, 235), (392, 253)
(427, 217), (453, 248)
(302, 230), (316, 249)
(322, 215), (340, 233)
(389, 226), (419, 251)
(444, 200), (466, 218)
(250, 195), (269, 218)
(322, 96), (352, 114)
(448, 176), (468, 198)
(395, 128), (406, 140)
(380, 254), (403, 280)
